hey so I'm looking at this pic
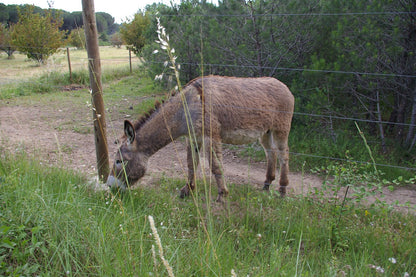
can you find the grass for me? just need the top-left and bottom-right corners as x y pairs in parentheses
(0, 46), (140, 99)
(0, 46), (138, 81)
(0, 149), (415, 276)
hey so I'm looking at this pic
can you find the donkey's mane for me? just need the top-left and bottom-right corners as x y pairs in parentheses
(130, 78), (205, 133)
(132, 100), (162, 131)
(132, 90), (179, 131)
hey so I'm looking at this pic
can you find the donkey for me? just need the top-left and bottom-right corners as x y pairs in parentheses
(107, 75), (294, 202)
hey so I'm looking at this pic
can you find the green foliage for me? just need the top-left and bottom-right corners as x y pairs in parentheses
(95, 12), (116, 34)
(1, 4), (118, 35)
(0, 150), (415, 276)
(61, 11), (83, 32)
(110, 32), (123, 48)
(0, 23), (16, 58)
(67, 27), (85, 49)
(11, 5), (65, 64)
(120, 12), (151, 54)
(0, 224), (46, 275)
(289, 125), (416, 181)
(0, 4), (43, 25)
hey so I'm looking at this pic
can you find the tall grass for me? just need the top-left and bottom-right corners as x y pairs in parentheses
(0, 150), (415, 276)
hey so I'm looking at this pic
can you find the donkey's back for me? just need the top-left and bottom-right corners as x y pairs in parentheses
(183, 76), (294, 144)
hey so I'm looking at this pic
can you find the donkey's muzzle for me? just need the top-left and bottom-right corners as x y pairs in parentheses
(106, 175), (126, 191)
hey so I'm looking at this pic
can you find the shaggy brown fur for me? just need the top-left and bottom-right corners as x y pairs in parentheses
(107, 75), (294, 202)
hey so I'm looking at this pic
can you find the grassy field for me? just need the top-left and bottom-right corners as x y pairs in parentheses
(0, 46), (139, 85)
(0, 150), (415, 276)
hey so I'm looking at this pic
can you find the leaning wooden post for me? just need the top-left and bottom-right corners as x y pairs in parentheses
(82, 0), (109, 182)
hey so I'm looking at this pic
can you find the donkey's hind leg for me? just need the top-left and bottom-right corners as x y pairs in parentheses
(260, 130), (278, 191)
(180, 138), (201, 198)
(273, 131), (290, 196)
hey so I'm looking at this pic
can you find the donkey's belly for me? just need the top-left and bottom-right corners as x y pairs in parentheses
(221, 129), (263, 145)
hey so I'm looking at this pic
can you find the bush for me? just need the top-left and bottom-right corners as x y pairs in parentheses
(67, 28), (86, 49)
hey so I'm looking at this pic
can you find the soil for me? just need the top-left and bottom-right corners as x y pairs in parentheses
(1, 101), (415, 214)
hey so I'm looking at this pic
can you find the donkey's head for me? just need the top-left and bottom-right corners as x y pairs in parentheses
(107, 120), (148, 191)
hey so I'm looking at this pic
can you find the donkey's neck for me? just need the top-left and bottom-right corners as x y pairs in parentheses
(136, 100), (186, 156)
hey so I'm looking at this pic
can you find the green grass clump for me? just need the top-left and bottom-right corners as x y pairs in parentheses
(0, 149), (415, 276)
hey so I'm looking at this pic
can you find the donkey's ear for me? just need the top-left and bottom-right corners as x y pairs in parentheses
(124, 120), (135, 144)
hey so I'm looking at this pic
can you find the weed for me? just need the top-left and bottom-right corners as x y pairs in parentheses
(0, 224), (46, 276)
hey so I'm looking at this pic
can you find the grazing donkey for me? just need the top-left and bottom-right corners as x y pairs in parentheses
(107, 76), (294, 202)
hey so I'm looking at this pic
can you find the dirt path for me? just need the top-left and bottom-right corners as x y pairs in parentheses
(1, 103), (415, 213)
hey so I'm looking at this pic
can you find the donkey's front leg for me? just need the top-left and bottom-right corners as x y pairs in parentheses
(208, 141), (228, 202)
(180, 139), (200, 198)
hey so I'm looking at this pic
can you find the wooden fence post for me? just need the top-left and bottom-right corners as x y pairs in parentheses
(82, 0), (109, 182)
(66, 47), (72, 82)
(129, 48), (132, 74)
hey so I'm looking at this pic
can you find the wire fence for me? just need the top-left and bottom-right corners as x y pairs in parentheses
(1, 48), (416, 173)
(1, 10), (416, 174)
(159, 11), (416, 17)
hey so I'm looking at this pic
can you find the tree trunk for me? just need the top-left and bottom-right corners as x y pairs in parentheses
(376, 91), (387, 153)
(405, 87), (416, 148)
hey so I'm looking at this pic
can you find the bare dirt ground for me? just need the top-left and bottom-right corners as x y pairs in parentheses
(1, 102), (415, 214)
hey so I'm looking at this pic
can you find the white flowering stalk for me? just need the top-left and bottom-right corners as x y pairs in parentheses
(148, 215), (175, 277)
(151, 244), (158, 271)
(154, 17), (181, 90)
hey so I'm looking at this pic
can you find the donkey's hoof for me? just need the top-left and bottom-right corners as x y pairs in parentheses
(262, 183), (270, 191)
(216, 190), (229, 203)
(216, 194), (226, 203)
(278, 186), (287, 197)
(179, 185), (190, 198)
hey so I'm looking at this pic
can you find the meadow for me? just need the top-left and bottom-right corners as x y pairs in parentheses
(1, 150), (415, 276)
(0, 46), (138, 82)
(0, 47), (415, 276)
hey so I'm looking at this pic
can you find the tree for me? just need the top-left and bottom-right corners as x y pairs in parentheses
(96, 12), (115, 34)
(11, 5), (65, 64)
(62, 11), (83, 32)
(120, 12), (150, 54)
(140, 0), (416, 153)
(309, 0), (416, 148)
(0, 23), (16, 58)
(110, 32), (123, 48)
(67, 27), (86, 49)
(0, 3), (9, 23)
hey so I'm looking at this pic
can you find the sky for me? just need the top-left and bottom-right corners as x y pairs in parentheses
(1, 0), (173, 23)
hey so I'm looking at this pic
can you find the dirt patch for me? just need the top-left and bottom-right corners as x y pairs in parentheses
(0, 103), (415, 214)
